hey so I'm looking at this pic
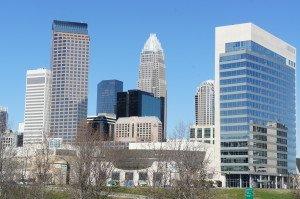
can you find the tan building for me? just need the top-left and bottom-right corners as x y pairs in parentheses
(114, 116), (162, 143)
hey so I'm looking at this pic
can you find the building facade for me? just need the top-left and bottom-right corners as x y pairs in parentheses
(190, 125), (215, 144)
(215, 23), (296, 187)
(114, 116), (162, 143)
(87, 113), (116, 141)
(23, 68), (51, 145)
(116, 90), (164, 132)
(50, 20), (90, 142)
(195, 80), (215, 126)
(138, 33), (167, 139)
(0, 106), (8, 134)
(96, 80), (123, 115)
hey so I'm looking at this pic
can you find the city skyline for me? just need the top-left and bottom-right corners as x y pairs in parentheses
(0, 1), (299, 155)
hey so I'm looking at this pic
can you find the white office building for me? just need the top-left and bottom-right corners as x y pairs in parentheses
(23, 68), (51, 145)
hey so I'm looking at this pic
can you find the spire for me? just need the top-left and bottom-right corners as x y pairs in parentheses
(143, 33), (163, 52)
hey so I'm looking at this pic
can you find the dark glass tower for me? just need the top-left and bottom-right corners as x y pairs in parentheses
(116, 89), (164, 137)
(96, 80), (123, 115)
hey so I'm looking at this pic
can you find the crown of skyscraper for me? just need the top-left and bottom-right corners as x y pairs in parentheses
(143, 33), (163, 52)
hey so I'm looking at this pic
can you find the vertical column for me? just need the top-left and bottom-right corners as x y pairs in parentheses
(240, 174), (242, 188)
(259, 175), (262, 188)
(249, 174), (252, 188)
(275, 176), (278, 189)
(267, 175), (270, 188)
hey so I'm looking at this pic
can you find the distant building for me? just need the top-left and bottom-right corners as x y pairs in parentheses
(18, 122), (25, 134)
(16, 134), (23, 147)
(50, 20), (90, 142)
(23, 68), (51, 145)
(0, 130), (16, 148)
(195, 80), (215, 125)
(138, 33), (167, 140)
(96, 80), (123, 115)
(116, 90), (164, 135)
(0, 107), (8, 134)
(114, 116), (162, 143)
(87, 114), (116, 141)
(190, 125), (215, 144)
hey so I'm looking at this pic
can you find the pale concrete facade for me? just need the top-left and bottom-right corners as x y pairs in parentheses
(114, 116), (162, 143)
(23, 68), (51, 145)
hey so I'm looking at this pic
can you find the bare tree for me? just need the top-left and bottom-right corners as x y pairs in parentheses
(142, 122), (215, 199)
(71, 121), (114, 199)
(0, 135), (22, 198)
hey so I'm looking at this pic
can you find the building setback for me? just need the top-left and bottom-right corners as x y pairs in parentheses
(96, 80), (123, 115)
(50, 20), (90, 142)
(0, 107), (8, 134)
(215, 23), (296, 187)
(23, 68), (51, 145)
(195, 80), (215, 126)
(138, 33), (167, 140)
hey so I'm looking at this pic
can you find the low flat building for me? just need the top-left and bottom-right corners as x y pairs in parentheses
(114, 116), (162, 143)
(0, 130), (17, 148)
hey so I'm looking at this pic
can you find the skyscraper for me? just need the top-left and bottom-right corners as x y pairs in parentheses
(138, 33), (167, 139)
(50, 20), (90, 142)
(23, 68), (51, 145)
(195, 80), (215, 125)
(96, 80), (123, 115)
(0, 107), (8, 134)
(215, 23), (296, 187)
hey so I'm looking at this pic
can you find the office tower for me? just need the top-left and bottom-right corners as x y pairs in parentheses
(215, 23), (296, 187)
(87, 113), (116, 141)
(96, 80), (123, 115)
(23, 68), (51, 145)
(0, 107), (8, 134)
(114, 116), (162, 143)
(116, 90), (164, 130)
(138, 33), (167, 140)
(50, 20), (90, 142)
(195, 80), (215, 125)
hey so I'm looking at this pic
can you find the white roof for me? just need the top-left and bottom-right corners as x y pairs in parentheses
(142, 33), (163, 52)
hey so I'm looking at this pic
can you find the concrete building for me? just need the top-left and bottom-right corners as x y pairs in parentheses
(114, 116), (162, 143)
(190, 125), (215, 144)
(50, 20), (90, 142)
(0, 130), (17, 148)
(138, 33), (167, 140)
(0, 106), (8, 134)
(96, 80), (123, 115)
(87, 114), (116, 141)
(23, 68), (51, 145)
(195, 80), (215, 126)
(215, 23), (296, 187)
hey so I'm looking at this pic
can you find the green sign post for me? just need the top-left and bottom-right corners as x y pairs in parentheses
(245, 187), (254, 199)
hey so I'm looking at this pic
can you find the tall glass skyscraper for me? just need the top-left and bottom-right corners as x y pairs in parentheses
(96, 80), (123, 115)
(215, 23), (296, 187)
(50, 20), (90, 142)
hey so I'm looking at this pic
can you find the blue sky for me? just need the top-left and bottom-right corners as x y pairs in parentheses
(0, 0), (299, 154)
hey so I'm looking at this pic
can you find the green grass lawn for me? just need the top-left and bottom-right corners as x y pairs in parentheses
(108, 187), (294, 199)
(215, 188), (293, 199)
